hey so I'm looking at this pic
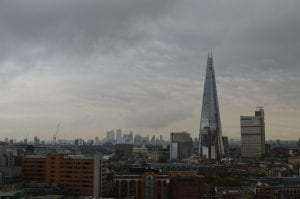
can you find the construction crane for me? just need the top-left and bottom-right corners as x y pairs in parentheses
(53, 123), (60, 145)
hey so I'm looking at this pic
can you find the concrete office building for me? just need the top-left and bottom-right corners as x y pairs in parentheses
(170, 132), (193, 161)
(241, 107), (265, 158)
(0, 149), (22, 191)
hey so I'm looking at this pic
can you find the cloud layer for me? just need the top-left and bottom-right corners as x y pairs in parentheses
(0, 0), (299, 140)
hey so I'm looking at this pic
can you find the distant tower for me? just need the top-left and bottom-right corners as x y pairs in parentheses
(241, 107), (265, 158)
(199, 53), (224, 160)
(116, 129), (122, 144)
(106, 130), (115, 143)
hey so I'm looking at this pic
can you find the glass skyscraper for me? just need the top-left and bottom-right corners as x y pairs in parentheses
(199, 53), (224, 160)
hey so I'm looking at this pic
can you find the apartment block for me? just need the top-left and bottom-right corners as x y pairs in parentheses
(22, 153), (102, 197)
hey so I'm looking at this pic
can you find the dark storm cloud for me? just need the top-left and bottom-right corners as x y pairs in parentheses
(0, 0), (171, 56)
(0, 0), (299, 139)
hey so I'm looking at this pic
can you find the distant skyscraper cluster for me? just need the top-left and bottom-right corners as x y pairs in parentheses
(103, 129), (166, 147)
(199, 53), (224, 160)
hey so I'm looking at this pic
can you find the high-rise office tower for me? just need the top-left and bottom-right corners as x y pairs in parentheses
(116, 129), (122, 144)
(241, 107), (265, 158)
(222, 136), (229, 157)
(199, 53), (224, 160)
(34, 136), (40, 145)
(106, 130), (115, 143)
(170, 132), (193, 161)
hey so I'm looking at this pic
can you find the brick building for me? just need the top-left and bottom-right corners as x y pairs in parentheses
(114, 171), (205, 199)
(169, 171), (205, 199)
(114, 172), (169, 199)
(22, 153), (102, 197)
(22, 154), (46, 182)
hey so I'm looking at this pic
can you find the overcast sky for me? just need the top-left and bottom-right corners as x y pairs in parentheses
(0, 0), (299, 141)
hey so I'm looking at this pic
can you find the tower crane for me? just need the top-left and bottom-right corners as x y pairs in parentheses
(53, 123), (60, 145)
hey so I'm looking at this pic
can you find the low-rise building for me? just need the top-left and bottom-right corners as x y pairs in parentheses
(114, 171), (205, 199)
(288, 156), (300, 167)
(115, 144), (133, 159)
(114, 172), (169, 199)
(256, 185), (300, 199)
(169, 171), (205, 199)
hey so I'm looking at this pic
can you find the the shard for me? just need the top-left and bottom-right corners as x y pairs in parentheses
(199, 53), (224, 160)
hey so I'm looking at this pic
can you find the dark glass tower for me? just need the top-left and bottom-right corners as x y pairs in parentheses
(199, 53), (224, 160)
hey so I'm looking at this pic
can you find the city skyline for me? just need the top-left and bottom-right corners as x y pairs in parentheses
(0, 1), (299, 140)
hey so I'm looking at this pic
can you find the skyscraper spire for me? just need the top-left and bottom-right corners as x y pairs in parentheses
(208, 51), (213, 59)
(199, 52), (224, 160)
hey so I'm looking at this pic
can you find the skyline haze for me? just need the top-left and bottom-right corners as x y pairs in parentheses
(0, 0), (299, 140)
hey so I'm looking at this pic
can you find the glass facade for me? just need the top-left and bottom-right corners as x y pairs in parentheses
(199, 53), (224, 160)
